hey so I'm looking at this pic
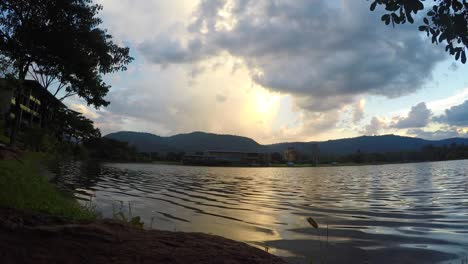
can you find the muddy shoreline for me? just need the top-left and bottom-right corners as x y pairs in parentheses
(0, 207), (285, 264)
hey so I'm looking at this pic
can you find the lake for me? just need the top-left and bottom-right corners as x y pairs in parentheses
(49, 160), (468, 263)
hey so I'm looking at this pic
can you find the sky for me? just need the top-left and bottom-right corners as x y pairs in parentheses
(65, 0), (468, 144)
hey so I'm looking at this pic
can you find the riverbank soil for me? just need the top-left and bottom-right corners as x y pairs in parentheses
(0, 144), (22, 161)
(0, 207), (285, 264)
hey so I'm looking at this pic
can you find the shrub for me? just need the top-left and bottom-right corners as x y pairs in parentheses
(22, 127), (56, 152)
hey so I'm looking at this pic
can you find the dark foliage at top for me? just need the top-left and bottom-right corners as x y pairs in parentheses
(370, 0), (468, 63)
(1, 0), (132, 145)
(0, 0), (133, 107)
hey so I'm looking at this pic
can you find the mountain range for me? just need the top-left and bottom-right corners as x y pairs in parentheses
(104, 131), (468, 156)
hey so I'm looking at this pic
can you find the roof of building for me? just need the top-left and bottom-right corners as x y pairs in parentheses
(0, 78), (66, 108)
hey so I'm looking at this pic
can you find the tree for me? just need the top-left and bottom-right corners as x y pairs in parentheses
(270, 152), (285, 164)
(52, 109), (101, 143)
(0, 0), (133, 145)
(369, 0), (468, 63)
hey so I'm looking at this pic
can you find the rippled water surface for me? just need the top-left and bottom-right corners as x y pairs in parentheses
(50, 160), (468, 263)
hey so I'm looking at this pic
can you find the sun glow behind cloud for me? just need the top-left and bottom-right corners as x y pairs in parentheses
(254, 89), (281, 115)
(61, 0), (467, 143)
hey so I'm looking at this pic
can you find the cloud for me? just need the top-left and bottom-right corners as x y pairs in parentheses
(434, 100), (468, 126)
(427, 88), (468, 115)
(449, 62), (459, 72)
(272, 109), (342, 142)
(392, 102), (432, 129)
(407, 127), (468, 140)
(362, 117), (386, 135)
(353, 99), (366, 124)
(139, 0), (445, 112)
(216, 94), (227, 102)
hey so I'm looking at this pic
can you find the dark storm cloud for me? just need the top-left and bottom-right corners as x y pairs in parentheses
(434, 100), (468, 126)
(138, 0), (445, 111)
(392, 102), (432, 129)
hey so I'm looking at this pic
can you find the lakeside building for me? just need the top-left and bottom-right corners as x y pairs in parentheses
(183, 150), (271, 166)
(0, 78), (65, 136)
(283, 145), (320, 166)
(284, 147), (298, 163)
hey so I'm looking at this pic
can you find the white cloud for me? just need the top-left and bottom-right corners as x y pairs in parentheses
(427, 87), (468, 115)
(353, 99), (366, 124)
(434, 100), (468, 126)
(139, 0), (445, 112)
(58, 1), (460, 143)
(362, 117), (387, 135)
(392, 102), (432, 129)
(407, 127), (468, 140)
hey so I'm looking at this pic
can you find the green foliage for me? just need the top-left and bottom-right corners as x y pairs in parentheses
(322, 143), (468, 165)
(0, 152), (96, 220)
(0, 0), (133, 107)
(52, 109), (101, 143)
(22, 127), (56, 152)
(73, 144), (90, 160)
(52, 141), (74, 158)
(84, 137), (139, 161)
(0, 120), (9, 144)
(112, 201), (144, 229)
(369, 0), (468, 63)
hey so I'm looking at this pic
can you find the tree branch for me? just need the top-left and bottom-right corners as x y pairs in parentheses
(53, 82), (66, 96)
(59, 92), (77, 101)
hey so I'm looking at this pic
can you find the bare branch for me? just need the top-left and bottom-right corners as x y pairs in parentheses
(53, 82), (66, 96)
(59, 92), (77, 101)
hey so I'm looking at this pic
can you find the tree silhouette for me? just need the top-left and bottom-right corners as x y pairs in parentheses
(0, 0), (133, 145)
(369, 0), (467, 63)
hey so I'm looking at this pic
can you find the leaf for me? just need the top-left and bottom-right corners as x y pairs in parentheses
(370, 1), (377, 11)
(392, 13), (400, 24)
(415, 1), (424, 11)
(418, 25), (427, 31)
(438, 32), (446, 43)
(381, 14), (390, 21)
(423, 17), (429, 24)
(130, 216), (144, 228)
(307, 217), (319, 229)
(407, 13), (414, 23)
(456, 50), (461, 60)
(461, 51), (466, 64)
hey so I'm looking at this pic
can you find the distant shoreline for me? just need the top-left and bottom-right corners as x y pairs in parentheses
(138, 158), (468, 168)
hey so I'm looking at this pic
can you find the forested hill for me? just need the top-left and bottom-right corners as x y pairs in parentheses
(269, 135), (468, 155)
(105, 131), (468, 155)
(105, 131), (263, 153)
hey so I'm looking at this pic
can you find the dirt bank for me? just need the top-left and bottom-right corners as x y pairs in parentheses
(0, 207), (286, 264)
(0, 144), (22, 161)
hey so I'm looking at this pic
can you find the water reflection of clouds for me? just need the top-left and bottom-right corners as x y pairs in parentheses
(50, 160), (468, 263)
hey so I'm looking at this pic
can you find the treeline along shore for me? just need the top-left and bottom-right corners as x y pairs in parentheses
(97, 131), (468, 166)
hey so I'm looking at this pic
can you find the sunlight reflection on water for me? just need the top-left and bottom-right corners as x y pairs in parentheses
(50, 160), (468, 263)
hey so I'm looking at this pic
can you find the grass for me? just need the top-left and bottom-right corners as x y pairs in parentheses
(0, 121), (9, 144)
(0, 134), (9, 145)
(112, 201), (144, 229)
(0, 152), (96, 221)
